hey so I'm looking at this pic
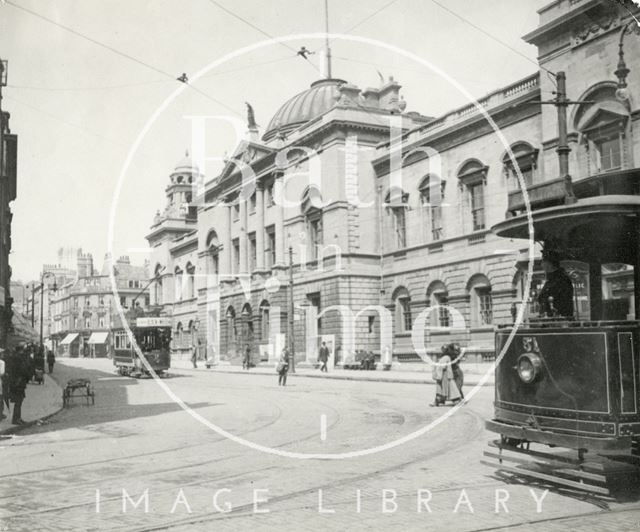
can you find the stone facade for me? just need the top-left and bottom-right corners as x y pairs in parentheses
(148, 0), (640, 368)
(50, 252), (149, 357)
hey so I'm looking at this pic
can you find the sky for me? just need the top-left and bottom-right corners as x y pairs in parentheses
(1, 0), (549, 282)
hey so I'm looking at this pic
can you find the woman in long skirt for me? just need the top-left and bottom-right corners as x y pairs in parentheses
(430, 346), (461, 406)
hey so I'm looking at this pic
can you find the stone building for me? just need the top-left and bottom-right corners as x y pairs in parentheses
(50, 251), (149, 357)
(149, 0), (640, 367)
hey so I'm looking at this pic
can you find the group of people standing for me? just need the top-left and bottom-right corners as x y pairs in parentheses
(430, 343), (464, 407)
(0, 343), (55, 425)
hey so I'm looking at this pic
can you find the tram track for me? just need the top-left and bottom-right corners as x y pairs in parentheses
(122, 408), (488, 531)
(0, 387), (344, 518)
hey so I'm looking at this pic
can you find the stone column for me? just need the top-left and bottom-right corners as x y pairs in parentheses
(225, 204), (232, 274)
(239, 197), (248, 273)
(275, 175), (285, 266)
(256, 182), (265, 270)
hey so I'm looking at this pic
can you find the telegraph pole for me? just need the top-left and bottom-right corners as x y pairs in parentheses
(288, 245), (295, 373)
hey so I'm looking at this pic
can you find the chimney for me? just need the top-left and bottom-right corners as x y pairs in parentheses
(77, 249), (94, 278)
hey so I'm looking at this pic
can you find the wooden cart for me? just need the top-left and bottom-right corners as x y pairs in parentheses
(63, 378), (95, 407)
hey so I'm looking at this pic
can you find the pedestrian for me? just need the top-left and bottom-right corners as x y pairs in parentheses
(277, 347), (290, 386)
(190, 344), (198, 369)
(430, 345), (461, 407)
(47, 349), (55, 374)
(242, 343), (251, 370)
(318, 341), (329, 372)
(8, 345), (31, 425)
(444, 343), (464, 400)
(0, 349), (6, 421)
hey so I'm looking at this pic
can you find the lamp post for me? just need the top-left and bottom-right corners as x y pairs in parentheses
(614, 18), (638, 102)
(39, 271), (58, 352)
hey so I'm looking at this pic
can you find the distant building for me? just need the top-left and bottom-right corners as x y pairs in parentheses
(50, 251), (149, 357)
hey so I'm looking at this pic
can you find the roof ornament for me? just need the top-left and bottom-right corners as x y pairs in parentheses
(245, 102), (258, 130)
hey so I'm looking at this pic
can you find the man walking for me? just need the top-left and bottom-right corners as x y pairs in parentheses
(9, 345), (30, 425)
(47, 349), (55, 374)
(318, 341), (329, 372)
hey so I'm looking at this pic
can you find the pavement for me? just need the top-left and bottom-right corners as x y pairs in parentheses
(0, 372), (63, 435)
(171, 359), (496, 386)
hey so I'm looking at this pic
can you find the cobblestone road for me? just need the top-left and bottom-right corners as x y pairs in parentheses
(0, 358), (639, 531)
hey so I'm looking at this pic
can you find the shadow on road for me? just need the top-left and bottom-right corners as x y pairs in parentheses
(25, 359), (218, 434)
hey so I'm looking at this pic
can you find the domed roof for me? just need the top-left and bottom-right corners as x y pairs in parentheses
(173, 150), (199, 174)
(263, 78), (346, 141)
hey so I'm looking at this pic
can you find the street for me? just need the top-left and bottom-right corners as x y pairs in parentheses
(0, 359), (639, 531)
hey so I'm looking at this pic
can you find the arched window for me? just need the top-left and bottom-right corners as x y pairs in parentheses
(502, 142), (538, 190)
(301, 186), (323, 260)
(176, 322), (183, 347)
(457, 160), (487, 232)
(467, 274), (493, 326)
(174, 267), (184, 301)
(427, 281), (450, 327)
(206, 230), (220, 276)
(154, 264), (163, 305)
(186, 262), (195, 299)
(419, 174), (445, 241)
(574, 83), (631, 175)
(385, 187), (409, 249)
(259, 300), (270, 342)
(225, 306), (236, 348)
(393, 286), (412, 332)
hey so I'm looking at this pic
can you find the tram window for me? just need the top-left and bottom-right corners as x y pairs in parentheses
(602, 263), (635, 320)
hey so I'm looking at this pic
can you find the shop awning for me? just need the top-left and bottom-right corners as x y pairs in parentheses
(6, 313), (39, 347)
(60, 333), (79, 345)
(88, 332), (109, 344)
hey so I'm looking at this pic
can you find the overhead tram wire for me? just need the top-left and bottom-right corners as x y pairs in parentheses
(427, 0), (557, 80)
(342, 0), (402, 34)
(205, 0), (321, 76)
(7, 56), (295, 93)
(4, 0), (244, 117)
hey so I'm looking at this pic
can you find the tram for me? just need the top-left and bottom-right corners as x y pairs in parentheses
(112, 309), (171, 377)
(483, 190), (640, 494)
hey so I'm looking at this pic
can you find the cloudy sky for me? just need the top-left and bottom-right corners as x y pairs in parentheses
(1, 0), (548, 282)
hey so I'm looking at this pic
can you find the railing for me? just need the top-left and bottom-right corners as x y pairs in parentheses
(415, 73), (539, 139)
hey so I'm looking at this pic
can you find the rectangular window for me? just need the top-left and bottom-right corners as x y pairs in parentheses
(232, 238), (240, 273)
(477, 287), (493, 325)
(120, 296), (127, 308)
(400, 297), (412, 331)
(233, 203), (240, 221)
(394, 208), (406, 248)
(597, 136), (622, 171)
(99, 318), (105, 328)
(309, 217), (323, 260)
(435, 293), (450, 327)
(470, 183), (485, 231)
(249, 192), (256, 214)
(265, 225), (276, 267)
(248, 232), (257, 271)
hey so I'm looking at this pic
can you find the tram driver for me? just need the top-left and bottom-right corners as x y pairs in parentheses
(538, 249), (574, 318)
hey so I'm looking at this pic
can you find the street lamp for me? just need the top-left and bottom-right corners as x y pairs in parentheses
(614, 19), (637, 102)
(39, 271), (58, 354)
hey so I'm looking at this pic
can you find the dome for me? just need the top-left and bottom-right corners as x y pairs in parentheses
(263, 78), (346, 141)
(173, 151), (199, 174)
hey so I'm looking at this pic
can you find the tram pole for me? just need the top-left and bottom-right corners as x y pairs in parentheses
(288, 245), (295, 373)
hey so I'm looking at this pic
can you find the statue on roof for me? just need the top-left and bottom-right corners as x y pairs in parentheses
(245, 102), (257, 130)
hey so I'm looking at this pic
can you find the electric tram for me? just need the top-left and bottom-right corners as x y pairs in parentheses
(483, 184), (640, 494)
(112, 308), (172, 377)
